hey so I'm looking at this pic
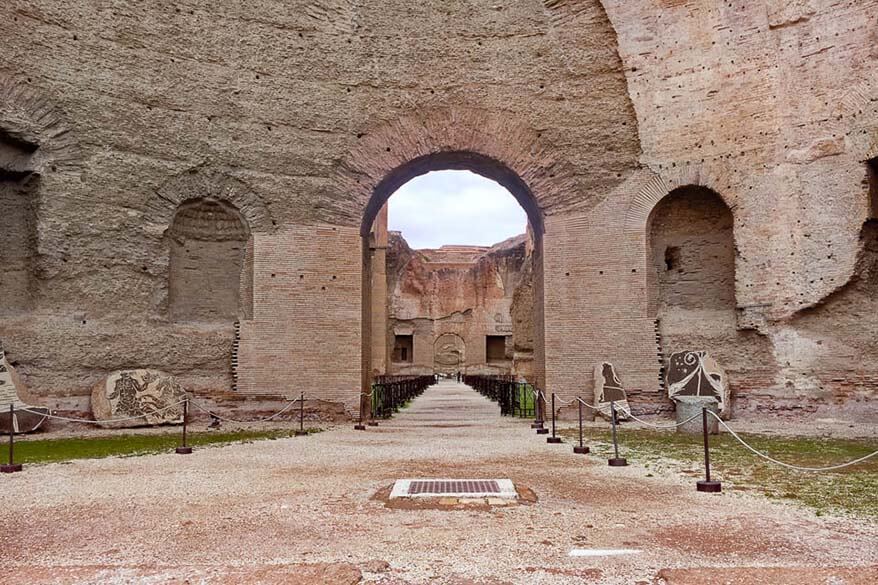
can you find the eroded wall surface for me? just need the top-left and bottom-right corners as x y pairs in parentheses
(0, 0), (876, 419)
(384, 233), (533, 378)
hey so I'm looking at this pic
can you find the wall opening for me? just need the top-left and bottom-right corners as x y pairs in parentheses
(868, 157), (878, 219)
(362, 152), (544, 392)
(0, 129), (39, 315)
(647, 186), (736, 317)
(486, 335), (507, 363)
(393, 334), (413, 363)
(168, 198), (250, 322)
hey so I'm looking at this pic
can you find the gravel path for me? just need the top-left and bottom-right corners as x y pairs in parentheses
(1, 381), (876, 584)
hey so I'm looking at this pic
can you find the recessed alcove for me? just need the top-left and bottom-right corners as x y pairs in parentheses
(167, 198), (250, 322)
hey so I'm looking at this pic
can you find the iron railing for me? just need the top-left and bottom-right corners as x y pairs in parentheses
(369, 375), (436, 419)
(462, 374), (536, 418)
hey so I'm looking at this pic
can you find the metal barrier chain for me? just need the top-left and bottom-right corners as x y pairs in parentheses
(706, 411), (878, 472)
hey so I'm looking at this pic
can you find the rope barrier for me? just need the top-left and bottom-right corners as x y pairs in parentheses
(626, 410), (702, 430)
(556, 394), (703, 429)
(20, 394), (305, 427)
(707, 411), (878, 472)
(187, 397), (301, 424)
(19, 399), (187, 424)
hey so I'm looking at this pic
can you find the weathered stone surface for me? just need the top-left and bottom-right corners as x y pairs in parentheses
(593, 362), (630, 421)
(383, 231), (532, 378)
(667, 351), (730, 418)
(0, 340), (48, 433)
(91, 370), (185, 428)
(1, 1), (877, 419)
(675, 396), (719, 435)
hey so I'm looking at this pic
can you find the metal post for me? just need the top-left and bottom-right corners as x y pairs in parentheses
(367, 387), (379, 427)
(608, 401), (627, 466)
(1, 403), (23, 472)
(295, 392), (308, 436)
(354, 388), (367, 430)
(696, 407), (722, 492)
(573, 398), (589, 454)
(535, 389), (548, 434)
(547, 393), (562, 443)
(175, 398), (192, 454)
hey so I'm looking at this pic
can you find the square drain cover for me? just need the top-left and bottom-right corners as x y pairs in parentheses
(390, 479), (517, 499)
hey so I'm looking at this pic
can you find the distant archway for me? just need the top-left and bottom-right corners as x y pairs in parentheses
(433, 333), (467, 374)
(361, 151), (546, 406)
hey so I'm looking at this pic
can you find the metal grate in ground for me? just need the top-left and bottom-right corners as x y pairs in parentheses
(389, 478), (517, 499)
(409, 480), (500, 495)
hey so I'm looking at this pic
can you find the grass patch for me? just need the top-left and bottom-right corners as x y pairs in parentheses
(10, 429), (316, 465)
(558, 426), (878, 518)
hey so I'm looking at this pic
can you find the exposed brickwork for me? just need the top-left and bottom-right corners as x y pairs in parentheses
(0, 1), (876, 421)
(383, 232), (531, 377)
(236, 225), (362, 411)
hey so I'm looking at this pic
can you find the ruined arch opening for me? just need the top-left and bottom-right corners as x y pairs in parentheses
(167, 198), (250, 323)
(362, 152), (543, 390)
(647, 186), (736, 317)
(0, 129), (39, 315)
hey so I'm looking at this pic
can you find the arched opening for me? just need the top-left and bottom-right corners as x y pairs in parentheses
(167, 198), (250, 322)
(0, 129), (39, 315)
(433, 333), (466, 375)
(646, 185), (773, 410)
(647, 186), (736, 318)
(362, 152), (544, 394)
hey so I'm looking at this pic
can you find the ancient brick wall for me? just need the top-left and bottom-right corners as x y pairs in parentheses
(384, 233), (531, 378)
(0, 0), (876, 420)
(236, 225), (362, 410)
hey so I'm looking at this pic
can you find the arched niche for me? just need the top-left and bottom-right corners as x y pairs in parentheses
(167, 198), (250, 323)
(646, 185), (736, 318)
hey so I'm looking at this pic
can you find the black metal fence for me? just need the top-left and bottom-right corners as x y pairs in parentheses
(369, 375), (436, 420)
(462, 375), (536, 418)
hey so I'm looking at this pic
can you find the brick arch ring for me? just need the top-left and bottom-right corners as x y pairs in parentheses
(151, 168), (275, 234)
(0, 71), (82, 175)
(335, 106), (578, 236)
(622, 163), (740, 236)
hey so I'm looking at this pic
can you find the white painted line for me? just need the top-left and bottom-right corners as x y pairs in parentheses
(568, 549), (642, 557)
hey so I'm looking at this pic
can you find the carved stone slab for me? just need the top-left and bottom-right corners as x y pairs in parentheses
(0, 340), (49, 433)
(594, 362), (630, 421)
(666, 351), (730, 417)
(91, 369), (185, 428)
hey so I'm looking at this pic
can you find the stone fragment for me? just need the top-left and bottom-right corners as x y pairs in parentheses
(91, 369), (186, 428)
(0, 340), (48, 433)
(593, 362), (630, 421)
(666, 351), (730, 418)
(675, 396), (720, 434)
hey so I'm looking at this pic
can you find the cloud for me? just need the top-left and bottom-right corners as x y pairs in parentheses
(387, 170), (528, 249)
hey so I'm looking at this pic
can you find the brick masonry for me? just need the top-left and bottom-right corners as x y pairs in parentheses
(0, 1), (875, 421)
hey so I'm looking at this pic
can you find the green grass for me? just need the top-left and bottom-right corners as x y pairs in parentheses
(559, 426), (878, 519)
(9, 428), (317, 465)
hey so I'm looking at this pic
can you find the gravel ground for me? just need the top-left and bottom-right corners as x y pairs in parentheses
(1, 381), (876, 584)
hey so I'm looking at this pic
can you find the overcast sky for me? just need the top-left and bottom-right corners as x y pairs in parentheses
(387, 170), (528, 249)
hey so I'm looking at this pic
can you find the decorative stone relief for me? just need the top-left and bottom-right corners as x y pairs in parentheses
(0, 341), (48, 433)
(593, 362), (630, 421)
(91, 370), (186, 428)
(666, 351), (730, 418)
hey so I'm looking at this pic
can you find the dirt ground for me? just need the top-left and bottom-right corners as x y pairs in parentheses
(1, 381), (876, 584)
